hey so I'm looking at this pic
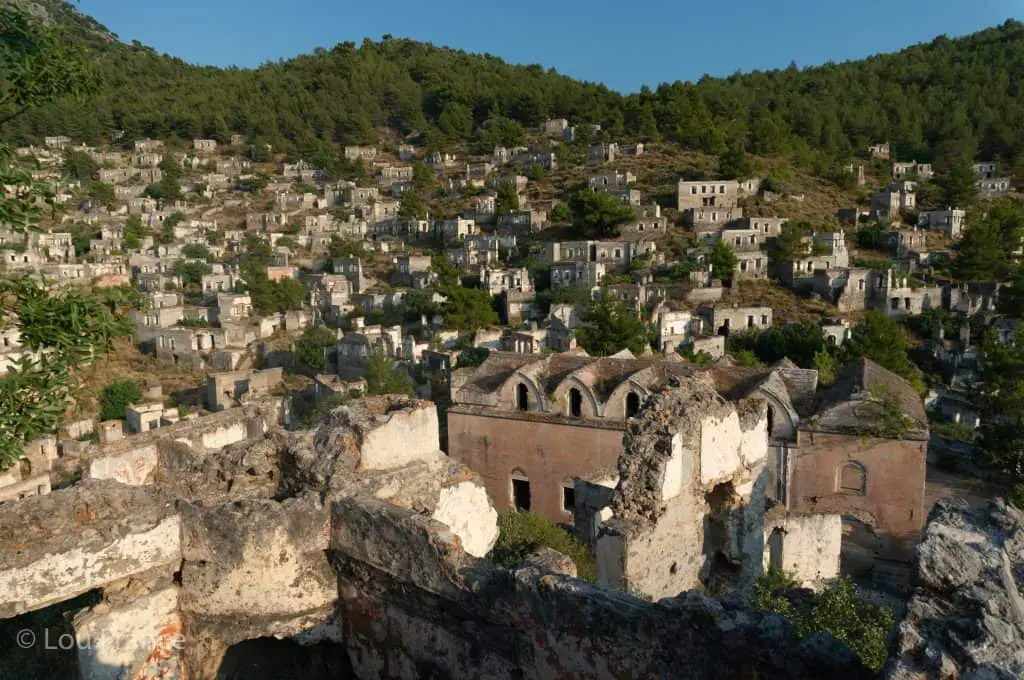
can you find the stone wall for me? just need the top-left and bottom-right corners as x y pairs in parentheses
(764, 510), (842, 586)
(448, 408), (625, 521)
(0, 394), (882, 679)
(596, 375), (771, 599)
(788, 430), (927, 562)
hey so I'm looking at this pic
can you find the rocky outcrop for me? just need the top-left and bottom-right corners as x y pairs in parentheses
(887, 499), (1024, 679)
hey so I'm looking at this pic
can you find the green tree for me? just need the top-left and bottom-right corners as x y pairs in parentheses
(173, 259), (212, 287)
(62, 149), (98, 181)
(526, 163), (545, 181)
(365, 347), (413, 396)
(0, 5), (132, 468)
(399, 190), (428, 220)
(754, 321), (828, 367)
(577, 293), (649, 356)
(181, 243), (213, 262)
(327, 235), (367, 259)
(549, 203), (570, 223)
(440, 286), (499, 331)
(295, 326), (336, 371)
(813, 348), (839, 385)
(495, 180), (520, 215)
(975, 325), (1024, 479)
(122, 215), (148, 249)
(717, 144), (754, 179)
(87, 180), (116, 209)
(568, 189), (635, 239)
(842, 310), (921, 388)
(936, 159), (978, 208)
(99, 379), (142, 421)
(774, 222), (812, 260)
(489, 511), (596, 582)
(708, 240), (738, 283)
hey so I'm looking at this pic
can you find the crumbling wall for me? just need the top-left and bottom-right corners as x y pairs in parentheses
(887, 499), (1024, 679)
(597, 375), (770, 599)
(764, 510), (842, 586)
(0, 395), (880, 680)
(0, 482), (179, 618)
(330, 494), (871, 680)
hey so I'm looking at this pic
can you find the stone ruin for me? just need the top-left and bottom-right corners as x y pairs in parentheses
(0, 389), (1019, 679)
(0, 394), (876, 679)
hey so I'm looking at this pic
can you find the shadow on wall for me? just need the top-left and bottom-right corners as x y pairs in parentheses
(0, 590), (101, 680)
(216, 638), (354, 680)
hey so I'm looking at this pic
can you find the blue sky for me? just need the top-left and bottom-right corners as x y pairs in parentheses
(76, 0), (1018, 93)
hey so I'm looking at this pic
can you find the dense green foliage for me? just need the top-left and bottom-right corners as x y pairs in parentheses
(842, 310), (922, 390)
(488, 511), (596, 582)
(99, 379), (142, 421)
(577, 293), (649, 356)
(753, 568), (893, 672)
(13, 6), (1024, 172)
(708, 240), (737, 283)
(727, 321), (832, 369)
(569, 189), (635, 239)
(365, 347), (414, 396)
(295, 326), (336, 371)
(951, 201), (1024, 282)
(976, 325), (1024, 479)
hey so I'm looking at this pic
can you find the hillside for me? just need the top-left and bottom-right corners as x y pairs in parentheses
(4, 3), (1024, 175)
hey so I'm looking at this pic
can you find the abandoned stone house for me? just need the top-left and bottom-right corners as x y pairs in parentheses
(134, 138), (164, 153)
(496, 209), (547, 235)
(786, 358), (928, 571)
(813, 267), (941, 317)
(206, 367), (285, 412)
(892, 161), (934, 180)
(588, 170), (636, 190)
(919, 207), (966, 239)
(868, 141), (890, 159)
(870, 182), (915, 221)
(481, 265), (532, 296)
(435, 217), (477, 242)
(775, 232), (850, 288)
(343, 145), (377, 162)
(698, 305), (773, 336)
(390, 254), (434, 288)
(976, 176), (1012, 196)
(447, 353), (842, 590)
(677, 179), (740, 212)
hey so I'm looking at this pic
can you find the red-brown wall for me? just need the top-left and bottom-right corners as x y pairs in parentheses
(787, 430), (927, 562)
(447, 408), (625, 523)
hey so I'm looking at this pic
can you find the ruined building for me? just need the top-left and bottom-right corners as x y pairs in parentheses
(449, 351), (928, 587)
(0, 396), (874, 679)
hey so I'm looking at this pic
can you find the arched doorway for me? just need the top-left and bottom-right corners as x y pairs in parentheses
(569, 388), (582, 418)
(516, 383), (529, 411)
(626, 392), (641, 418)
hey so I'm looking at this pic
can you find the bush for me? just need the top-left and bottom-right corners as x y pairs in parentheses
(99, 379), (142, 421)
(752, 569), (894, 671)
(489, 511), (596, 582)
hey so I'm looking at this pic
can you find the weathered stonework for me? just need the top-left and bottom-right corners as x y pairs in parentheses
(597, 374), (770, 599)
(0, 394), (901, 679)
(887, 499), (1024, 679)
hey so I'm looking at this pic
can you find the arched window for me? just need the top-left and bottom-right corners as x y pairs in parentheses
(569, 388), (582, 418)
(516, 383), (529, 411)
(838, 462), (867, 495)
(626, 392), (641, 419)
(766, 405), (775, 438)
